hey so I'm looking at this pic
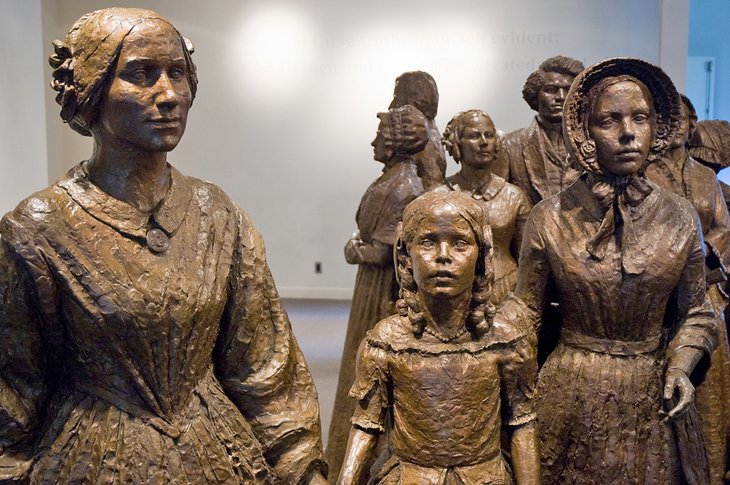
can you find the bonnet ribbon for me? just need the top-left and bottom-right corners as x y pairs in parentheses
(585, 173), (654, 275)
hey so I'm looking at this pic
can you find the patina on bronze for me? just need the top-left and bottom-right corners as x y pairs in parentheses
(0, 8), (327, 484)
(502, 56), (585, 204)
(646, 94), (730, 484)
(337, 191), (539, 485)
(389, 71), (447, 189)
(326, 105), (428, 482)
(504, 57), (718, 484)
(442, 109), (532, 305)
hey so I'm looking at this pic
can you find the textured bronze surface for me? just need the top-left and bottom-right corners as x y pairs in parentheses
(442, 109), (532, 305)
(0, 8), (326, 484)
(647, 95), (730, 484)
(389, 71), (447, 189)
(337, 191), (539, 485)
(502, 56), (585, 205)
(504, 57), (718, 484)
(326, 105), (428, 482)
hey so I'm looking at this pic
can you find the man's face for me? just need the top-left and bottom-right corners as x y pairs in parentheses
(537, 71), (574, 124)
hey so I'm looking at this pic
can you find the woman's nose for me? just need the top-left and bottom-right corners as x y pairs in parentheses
(155, 73), (180, 109)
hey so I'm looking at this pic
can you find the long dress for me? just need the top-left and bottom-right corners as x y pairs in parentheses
(0, 163), (325, 484)
(326, 161), (424, 480)
(445, 173), (532, 304)
(350, 315), (536, 485)
(647, 153), (730, 484)
(506, 176), (717, 484)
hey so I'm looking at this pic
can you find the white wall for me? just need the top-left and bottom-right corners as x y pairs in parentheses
(23, 0), (685, 297)
(0, 1), (49, 215)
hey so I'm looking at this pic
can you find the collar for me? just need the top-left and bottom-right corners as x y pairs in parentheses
(58, 161), (193, 239)
(446, 172), (506, 201)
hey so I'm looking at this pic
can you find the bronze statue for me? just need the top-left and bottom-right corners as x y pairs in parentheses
(689, 119), (730, 210)
(442, 110), (532, 304)
(505, 58), (718, 484)
(338, 190), (539, 485)
(389, 71), (447, 189)
(0, 8), (327, 484)
(646, 94), (730, 484)
(326, 105), (428, 481)
(502, 56), (585, 204)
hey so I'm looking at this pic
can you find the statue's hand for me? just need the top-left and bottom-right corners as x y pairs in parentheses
(344, 238), (364, 264)
(662, 368), (695, 421)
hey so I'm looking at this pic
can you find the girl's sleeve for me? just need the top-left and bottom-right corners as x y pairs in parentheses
(349, 334), (389, 435)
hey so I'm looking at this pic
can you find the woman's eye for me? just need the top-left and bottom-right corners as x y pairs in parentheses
(599, 118), (616, 128)
(420, 239), (435, 248)
(169, 68), (185, 80)
(633, 113), (649, 123)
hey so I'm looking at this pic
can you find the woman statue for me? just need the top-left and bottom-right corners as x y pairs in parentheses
(646, 94), (730, 484)
(0, 8), (327, 484)
(506, 58), (718, 484)
(337, 191), (539, 485)
(327, 105), (428, 480)
(389, 71), (447, 189)
(442, 110), (532, 304)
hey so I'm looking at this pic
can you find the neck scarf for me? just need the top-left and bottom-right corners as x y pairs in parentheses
(585, 172), (654, 275)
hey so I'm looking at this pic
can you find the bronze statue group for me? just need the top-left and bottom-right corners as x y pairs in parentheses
(0, 7), (728, 485)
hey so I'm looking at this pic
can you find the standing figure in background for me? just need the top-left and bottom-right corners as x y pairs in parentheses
(0, 8), (327, 484)
(338, 191), (539, 485)
(647, 95), (730, 484)
(507, 58), (718, 484)
(689, 119), (730, 209)
(502, 56), (585, 205)
(327, 105), (428, 482)
(442, 110), (532, 304)
(389, 71), (447, 189)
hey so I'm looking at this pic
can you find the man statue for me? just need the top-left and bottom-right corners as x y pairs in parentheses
(502, 56), (584, 204)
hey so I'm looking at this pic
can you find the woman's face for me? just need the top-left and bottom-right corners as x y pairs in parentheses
(95, 19), (192, 154)
(588, 80), (655, 176)
(371, 122), (389, 162)
(408, 204), (479, 301)
(458, 115), (497, 169)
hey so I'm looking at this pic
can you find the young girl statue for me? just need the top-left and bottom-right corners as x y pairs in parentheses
(337, 191), (539, 485)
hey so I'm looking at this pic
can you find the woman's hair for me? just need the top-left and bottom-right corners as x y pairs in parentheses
(394, 191), (496, 339)
(442, 109), (501, 163)
(388, 71), (439, 119)
(376, 105), (429, 161)
(522, 55), (584, 111)
(49, 7), (198, 136)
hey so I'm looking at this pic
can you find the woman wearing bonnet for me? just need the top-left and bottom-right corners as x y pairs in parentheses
(505, 58), (718, 483)
(327, 105), (427, 481)
(0, 8), (327, 484)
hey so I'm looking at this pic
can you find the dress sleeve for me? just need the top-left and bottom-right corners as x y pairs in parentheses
(214, 208), (326, 484)
(499, 335), (537, 427)
(499, 210), (551, 341)
(0, 213), (61, 480)
(348, 335), (389, 434)
(666, 212), (718, 360)
(704, 178), (730, 273)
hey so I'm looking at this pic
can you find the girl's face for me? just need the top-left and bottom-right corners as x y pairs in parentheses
(588, 80), (655, 176)
(408, 203), (479, 301)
